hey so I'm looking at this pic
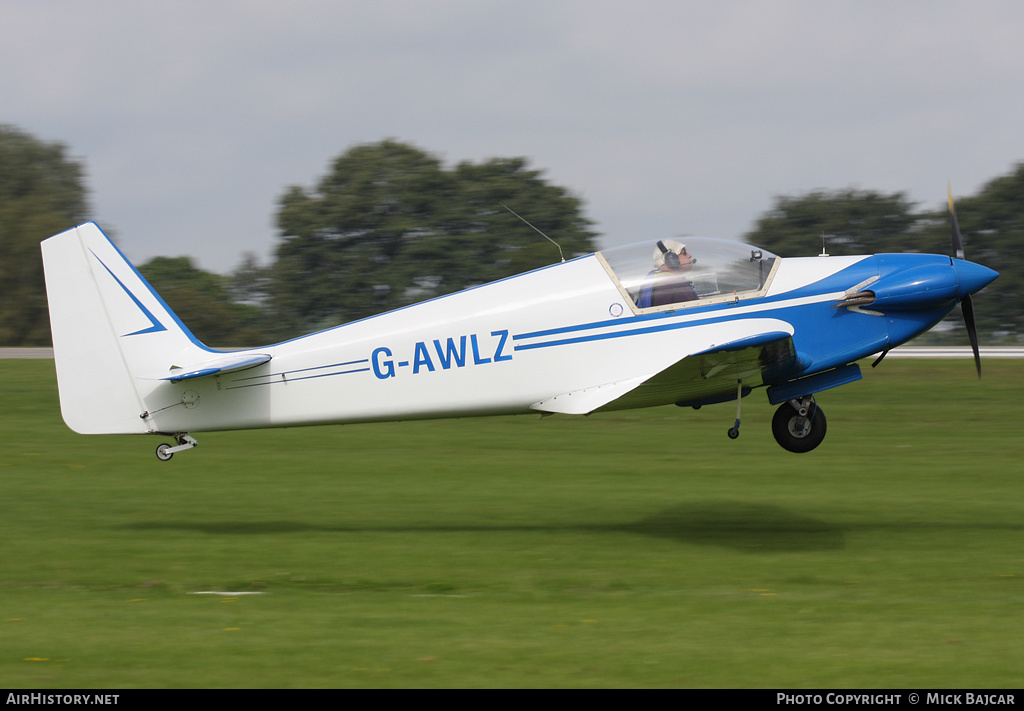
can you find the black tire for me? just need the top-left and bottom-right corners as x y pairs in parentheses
(772, 402), (827, 453)
(156, 443), (174, 461)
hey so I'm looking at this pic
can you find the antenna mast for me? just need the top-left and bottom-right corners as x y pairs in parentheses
(500, 203), (565, 263)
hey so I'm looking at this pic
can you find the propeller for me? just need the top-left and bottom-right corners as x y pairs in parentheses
(948, 184), (982, 377)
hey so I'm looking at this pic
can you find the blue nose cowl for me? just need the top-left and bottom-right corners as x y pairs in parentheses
(953, 259), (999, 300)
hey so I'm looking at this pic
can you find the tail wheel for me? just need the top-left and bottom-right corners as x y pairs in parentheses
(772, 402), (827, 453)
(156, 443), (174, 461)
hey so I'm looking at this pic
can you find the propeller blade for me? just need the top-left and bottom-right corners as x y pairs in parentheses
(961, 293), (982, 377)
(948, 183), (965, 260)
(949, 184), (984, 376)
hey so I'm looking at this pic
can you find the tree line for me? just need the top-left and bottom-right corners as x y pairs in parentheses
(1, 124), (1020, 347)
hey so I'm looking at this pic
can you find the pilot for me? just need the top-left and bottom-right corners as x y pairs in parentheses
(637, 239), (698, 307)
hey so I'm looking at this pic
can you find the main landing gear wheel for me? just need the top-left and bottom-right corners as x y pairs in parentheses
(156, 443), (174, 461)
(772, 400), (827, 453)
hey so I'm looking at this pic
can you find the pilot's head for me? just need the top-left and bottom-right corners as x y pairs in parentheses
(653, 239), (692, 270)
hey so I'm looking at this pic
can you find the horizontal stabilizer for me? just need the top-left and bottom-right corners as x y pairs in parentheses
(149, 353), (273, 382)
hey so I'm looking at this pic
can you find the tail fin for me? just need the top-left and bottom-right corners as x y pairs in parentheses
(41, 222), (212, 434)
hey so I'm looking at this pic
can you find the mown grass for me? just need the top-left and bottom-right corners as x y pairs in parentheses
(1, 359), (1022, 687)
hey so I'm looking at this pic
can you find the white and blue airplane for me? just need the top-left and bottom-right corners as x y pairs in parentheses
(40, 193), (997, 459)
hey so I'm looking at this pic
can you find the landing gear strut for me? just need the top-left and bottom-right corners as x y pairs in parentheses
(727, 380), (743, 439)
(771, 397), (826, 453)
(155, 434), (198, 461)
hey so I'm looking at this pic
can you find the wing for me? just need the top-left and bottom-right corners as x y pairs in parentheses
(599, 330), (798, 411)
(530, 322), (800, 415)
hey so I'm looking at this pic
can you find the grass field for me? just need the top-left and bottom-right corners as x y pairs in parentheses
(1, 358), (1022, 688)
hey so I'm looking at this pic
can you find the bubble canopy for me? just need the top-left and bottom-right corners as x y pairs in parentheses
(597, 237), (779, 310)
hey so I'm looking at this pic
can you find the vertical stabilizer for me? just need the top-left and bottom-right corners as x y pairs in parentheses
(41, 222), (211, 434)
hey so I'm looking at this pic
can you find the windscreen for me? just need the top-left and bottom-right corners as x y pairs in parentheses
(598, 237), (777, 308)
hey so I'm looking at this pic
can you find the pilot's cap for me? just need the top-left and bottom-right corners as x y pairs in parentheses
(653, 239), (687, 268)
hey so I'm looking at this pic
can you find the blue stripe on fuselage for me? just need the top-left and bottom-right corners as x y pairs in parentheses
(511, 257), (887, 373)
(513, 257), (879, 347)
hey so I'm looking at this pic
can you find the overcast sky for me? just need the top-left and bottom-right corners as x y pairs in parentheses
(4, 1), (1024, 272)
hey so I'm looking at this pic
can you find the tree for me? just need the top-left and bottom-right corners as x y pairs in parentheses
(138, 257), (267, 347)
(935, 164), (1024, 341)
(0, 126), (89, 346)
(743, 189), (925, 258)
(271, 140), (596, 338)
